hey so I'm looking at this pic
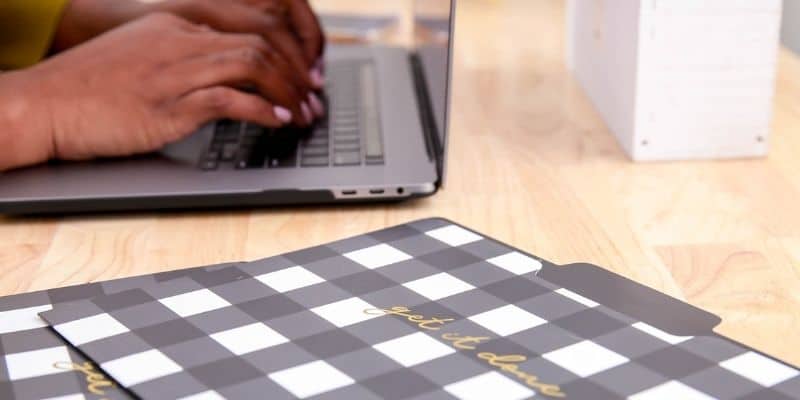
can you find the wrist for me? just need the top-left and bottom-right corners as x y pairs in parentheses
(52, 0), (152, 52)
(0, 71), (56, 171)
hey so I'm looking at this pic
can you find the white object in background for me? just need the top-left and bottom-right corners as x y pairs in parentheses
(566, 0), (782, 161)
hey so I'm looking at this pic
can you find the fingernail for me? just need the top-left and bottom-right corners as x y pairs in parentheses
(274, 106), (292, 123)
(310, 68), (325, 88)
(301, 101), (313, 123)
(308, 93), (325, 117)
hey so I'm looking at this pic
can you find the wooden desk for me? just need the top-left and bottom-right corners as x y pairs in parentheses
(1, 0), (799, 366)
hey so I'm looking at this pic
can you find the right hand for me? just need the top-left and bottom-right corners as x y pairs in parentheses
(53, 0), (327, 88)
(0, 13), (314, 170)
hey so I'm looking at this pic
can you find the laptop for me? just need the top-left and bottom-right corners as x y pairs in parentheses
(0, 0), (455, 214)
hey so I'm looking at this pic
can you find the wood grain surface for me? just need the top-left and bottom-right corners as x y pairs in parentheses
(1, 0), (799, 366)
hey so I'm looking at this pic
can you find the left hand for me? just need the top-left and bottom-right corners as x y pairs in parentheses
(53, 0), (326, 87)
(0, 13), (316, 171)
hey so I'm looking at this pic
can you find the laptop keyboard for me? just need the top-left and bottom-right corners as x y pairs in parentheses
(200, 60), (384, 170)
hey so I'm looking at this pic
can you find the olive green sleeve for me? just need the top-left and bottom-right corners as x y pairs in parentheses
(0, 0), (71, 69)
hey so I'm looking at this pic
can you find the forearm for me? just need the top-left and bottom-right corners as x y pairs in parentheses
(0, 71), (55, 171)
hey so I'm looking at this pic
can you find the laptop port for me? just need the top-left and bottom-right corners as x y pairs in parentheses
(369, 189), (385, 195)
(342, 190), (357, 195)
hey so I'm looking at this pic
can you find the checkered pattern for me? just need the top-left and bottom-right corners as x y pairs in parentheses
(0, 263), (243, 400)
(36, 219), (800, 400)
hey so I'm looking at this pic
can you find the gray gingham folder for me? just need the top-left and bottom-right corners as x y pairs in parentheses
(34, 218), (800, 400)
(1, 218), (798, 399)
(0, 262), (243, 400)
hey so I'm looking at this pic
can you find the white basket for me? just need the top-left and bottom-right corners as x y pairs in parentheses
(567, 0), (782, 161)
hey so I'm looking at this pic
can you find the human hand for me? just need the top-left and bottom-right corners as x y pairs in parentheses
(53, 0), (326, 88)
(0, 13), (315, 171)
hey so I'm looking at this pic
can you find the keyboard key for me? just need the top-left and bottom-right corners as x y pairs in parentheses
(244, 124), (264, 137)
(307, 137), (329, 147)
(334, 123), (359, 132)
(245, 133), (283, 168)
(214, 121), (241, 144)
(334, 152), (360, 166)
(216, 128), (239, 138)
(218, 128), (298, 170)
(334, 143), (360, 152)
(269, 155), (297, 168)
(334, 137), (359, 145)
(335, 117), (358, 124)
(301, 156), (329, 167)
(221, 144), (238, 161)
(366, 156), (384, 165)
(310, 126), (329, 138)
(334, 130), (359, 139)
(241, 137), (257, 147)
(334, 111), (357, 120)
(201, 160), (218, 170)
(302, 146), (329, 157)
(361, 63), (384, 162)
(213, 135), (236, 144)
(216, 119), (240, 134)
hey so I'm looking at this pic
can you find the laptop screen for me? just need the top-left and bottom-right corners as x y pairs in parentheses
(413, 0), (454, 152)
(311, 0), (455, 182)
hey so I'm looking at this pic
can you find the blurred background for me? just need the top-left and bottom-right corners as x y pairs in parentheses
(311, 0), (451, 47)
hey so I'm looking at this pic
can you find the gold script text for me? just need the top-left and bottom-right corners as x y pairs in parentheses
(364, 306), (454, 330)
(441, 333), (491, 350)
(477, 353), (565, 398)
(54, 361), (115, 398)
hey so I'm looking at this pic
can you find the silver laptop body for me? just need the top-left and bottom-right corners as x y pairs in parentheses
(0, 1), (455, 214)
